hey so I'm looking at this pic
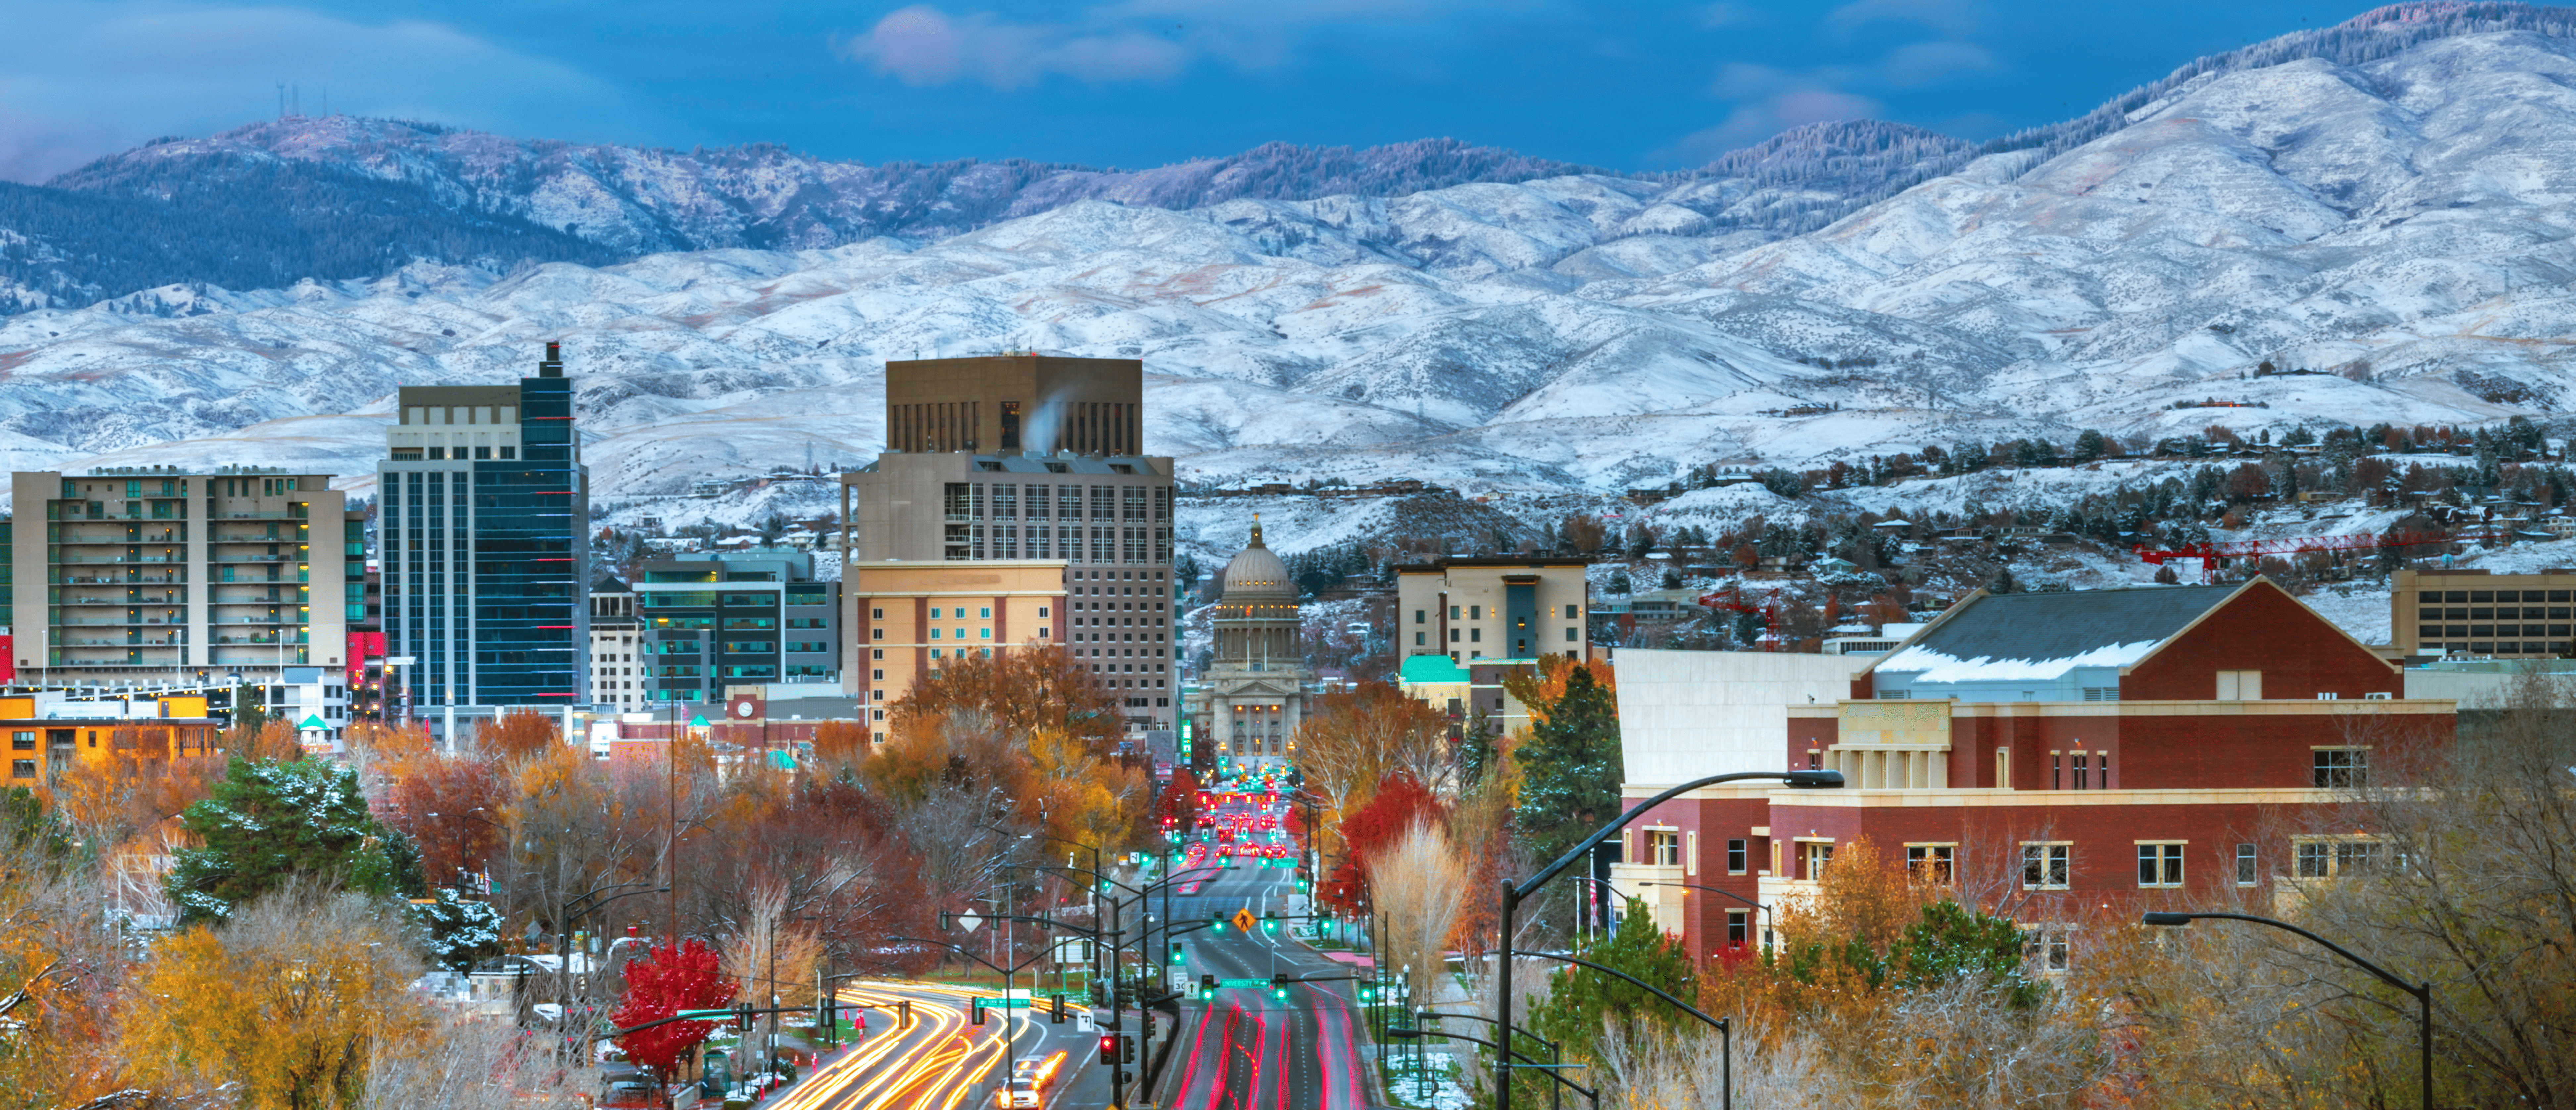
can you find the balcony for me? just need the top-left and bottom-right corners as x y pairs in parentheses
(215, 633), (306, 645)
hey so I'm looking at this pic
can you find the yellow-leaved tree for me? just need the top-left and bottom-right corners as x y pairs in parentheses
(122, 888), (431, 1108)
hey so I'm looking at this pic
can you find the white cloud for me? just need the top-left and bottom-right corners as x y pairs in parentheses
(842, 5), (1190, 88)
(0, 3), (658, 183)
(1659, 88), (1885, 163)
(1882, 40), (1997, 87)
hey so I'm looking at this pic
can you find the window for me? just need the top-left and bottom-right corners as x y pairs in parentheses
(1470, 605), (1482, 619)
(8, 731), (31, 751)
(1996, 747), (2012, 789)
(2024, 925), (2070, 972)
(1449, 605), (1460, 619)
(2235, 844), (2257, 886)
(980, 607), (993, 618)
(1906, 844), (1956, 884)
(1037, 606), (1051, 618)
(2215, 670), (2263, 700)
(9, 760), (31, 779)
(1449, 629), (1460, 643)
(2136, 843), (2184, 887)
(1470, 628), (1482, 642)
(2295, 838), (2382, 878)
(1565, 627), (1578, 641)
(1415, 609), (1426, 624)
(1725, 910), (1749, 950)
(871, 607), (884, 620)
(1726, 839), (1747, 874)
(930, 607), (944, 619)
(1646, 830), (1681, 866)
(1416, 632), (1427, 645)
(2022, 844), (2070, 889)
(2312, 748), (2369, 788)
(1801, 842), (1833, 879)
(1563, 604), (1578, 618)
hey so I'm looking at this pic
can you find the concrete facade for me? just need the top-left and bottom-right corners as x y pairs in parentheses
(1395, 557), (1591, 663)
(882, 355), (1145, 455)
(1614, 648), (1876, 786)
(10, 467), (352, 690)
(2390, 566), (2576, 658)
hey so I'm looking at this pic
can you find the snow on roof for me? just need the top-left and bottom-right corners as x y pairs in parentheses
(1877, 586), (2236, 684)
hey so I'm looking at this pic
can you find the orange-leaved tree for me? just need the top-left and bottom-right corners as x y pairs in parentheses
(887, 643), (1123, 755)
(1499, 654), (1616, 728)
(476, 709), (561, 761)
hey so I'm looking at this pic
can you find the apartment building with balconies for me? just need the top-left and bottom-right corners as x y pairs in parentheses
(6, 466), (352, 691)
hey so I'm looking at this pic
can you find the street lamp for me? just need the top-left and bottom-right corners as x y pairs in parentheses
(2143, 911), (2432, 1110)
(1495, 769), (1842, 1110)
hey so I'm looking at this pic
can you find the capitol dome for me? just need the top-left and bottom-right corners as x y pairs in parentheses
(1219, 520), (1295, 601)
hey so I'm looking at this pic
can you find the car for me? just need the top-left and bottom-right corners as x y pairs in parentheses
(995, 1051), (1066, 1108)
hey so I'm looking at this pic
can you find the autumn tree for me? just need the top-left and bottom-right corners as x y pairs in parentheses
(1294, 681), (1451, 859)
(1527, 894), (1699, 1085)
(887, 644), (1123, 755)
(1499, 655), (1617, 729)
(809, 720), (872, 770)
(1318, 775), (1446, 913)
(476, 709), (561, 761)
(610, 939), (736, 1083)
(376, 750), (506, 887)
(122, 888), (433, 1109)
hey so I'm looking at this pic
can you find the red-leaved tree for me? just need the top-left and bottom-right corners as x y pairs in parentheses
(1318, 775), (1448, 914)
(610, 940), (737, 1080)
(1159, 767), (1201, 836)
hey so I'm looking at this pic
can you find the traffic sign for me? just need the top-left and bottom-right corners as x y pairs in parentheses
(1230, 908), (1256, 932)
(1216, 978), (1267, 988)
(956, 910), (983, 933)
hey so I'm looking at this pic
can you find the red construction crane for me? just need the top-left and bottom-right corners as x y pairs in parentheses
(2133, 527), (2507, 574)
(1697, 586), (1783, 651)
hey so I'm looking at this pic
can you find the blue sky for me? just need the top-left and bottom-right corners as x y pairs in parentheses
(0, 0), (2379, 181)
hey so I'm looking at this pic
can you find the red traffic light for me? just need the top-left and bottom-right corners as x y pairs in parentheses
(1099, 1034), (1118, 1064)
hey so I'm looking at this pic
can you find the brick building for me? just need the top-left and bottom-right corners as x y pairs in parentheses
(1609, 579), (2453, 965)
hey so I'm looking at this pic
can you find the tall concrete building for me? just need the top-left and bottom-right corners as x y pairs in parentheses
(589, 575), (643, 712)
(7, 466), (354, 690)
(378, 342), (590, 711)
(1183, 522), (1312, 769)
(840, 354), (1178, 733)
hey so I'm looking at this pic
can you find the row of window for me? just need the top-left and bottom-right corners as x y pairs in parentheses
(2418, 588), (2570, 603)
(1682, 836), (2364, 889)
(1416, 604), (1581, 622)
(2417, 605), (2570, 621)
(941, 483), (1167, 521)
(1421, 626), (1580, 645)
(2418, 624), (2570, 638)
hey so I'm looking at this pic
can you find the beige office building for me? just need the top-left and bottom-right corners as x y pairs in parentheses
(840, 355), (1178, 733)
(846, 561), (1068, 740)
(1395, 556), (1592, 663)
(2392, 566), (2576, 658)
(10, 467), (353, 689)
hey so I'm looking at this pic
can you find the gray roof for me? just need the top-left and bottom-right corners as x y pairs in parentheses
(1877, 585), (2237, 679)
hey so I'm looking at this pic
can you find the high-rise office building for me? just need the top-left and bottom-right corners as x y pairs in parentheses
(378, 342), (590, 709)
(839, 355), (1178, 733)
(7, 467), (354, 691)
(588, 574), (644, 712)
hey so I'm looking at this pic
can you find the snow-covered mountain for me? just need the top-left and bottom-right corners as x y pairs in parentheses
(4, 3), (2576, 524)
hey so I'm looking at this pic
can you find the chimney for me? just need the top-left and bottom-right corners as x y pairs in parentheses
(540, 341), (564, 378)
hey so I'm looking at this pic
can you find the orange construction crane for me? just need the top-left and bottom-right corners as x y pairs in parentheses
(2133, 527), (2507, 580)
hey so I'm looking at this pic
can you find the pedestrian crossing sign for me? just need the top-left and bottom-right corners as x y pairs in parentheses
(1231, 908), (1257, 933)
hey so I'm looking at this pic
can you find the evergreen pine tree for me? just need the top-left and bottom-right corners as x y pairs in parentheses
(1514, 667), (1623, 865)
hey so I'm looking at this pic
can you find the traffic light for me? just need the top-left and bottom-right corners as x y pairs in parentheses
(1271, 973), (1289, 1002)
(1199, 973), (1217, 1000)
(1358, 985), (1374, 1003)
(1262, 911), (1279, 934)
(1211, 913), (1228, 933)
(1099, 1034), (1118, 1065)
(1050, 994), (1066, 1024)
(1123, 1035), (1137, 1064)
(970, 998), (987, 1026)
(1169, 941), (1185, 964)
(737, 1003), (755, 1032)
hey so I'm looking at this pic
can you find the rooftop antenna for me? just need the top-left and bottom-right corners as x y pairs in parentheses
(277, 83), (286, 120)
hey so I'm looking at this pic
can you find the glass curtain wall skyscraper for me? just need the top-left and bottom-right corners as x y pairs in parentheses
(378, 343), (590, 708)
